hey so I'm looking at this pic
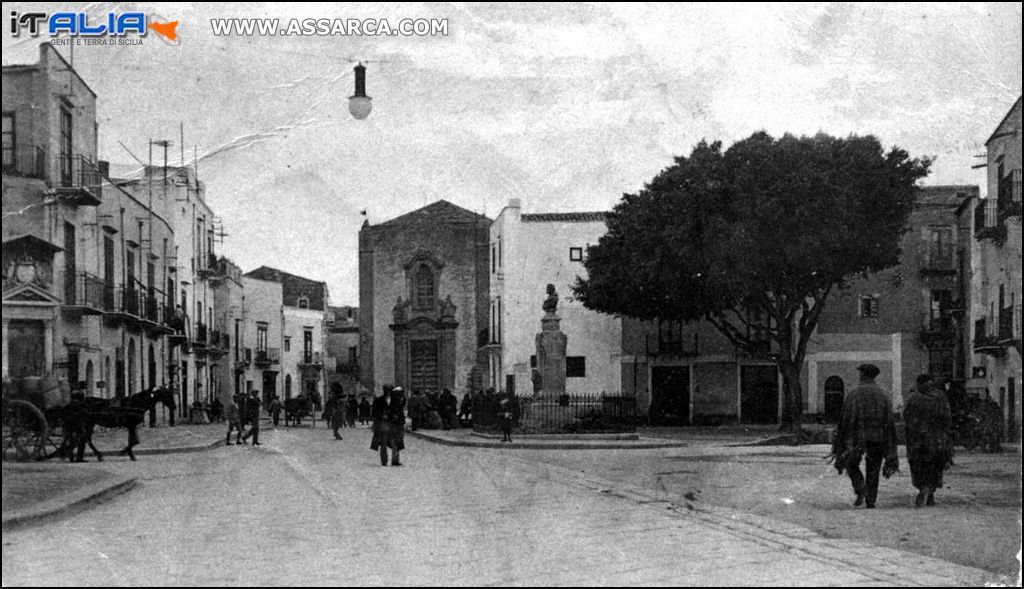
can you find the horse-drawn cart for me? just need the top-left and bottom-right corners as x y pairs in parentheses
(1, 377), (70, 461)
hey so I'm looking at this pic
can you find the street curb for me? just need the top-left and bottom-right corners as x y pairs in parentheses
(514, 456), (1002, 587)
(409, 430), (689, 450)
(132, 437), (225, 456)
(1, 474), (137, 530)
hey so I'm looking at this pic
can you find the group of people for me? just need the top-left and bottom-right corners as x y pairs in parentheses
(323, 387), (370, 440)
(224, 390), (263, 446)
(832, 363), (955, 509)
(405, 388), (466, 431)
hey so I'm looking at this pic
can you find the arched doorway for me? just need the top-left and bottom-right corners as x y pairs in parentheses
(824, 376), (844, 423)
(85, 360), (95, 395)
(285, 374), (292, 400)
(148, 344), (157, 390)
(127, 338), (137, 396)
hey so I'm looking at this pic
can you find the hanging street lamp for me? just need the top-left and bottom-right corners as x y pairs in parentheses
(348, 62), (372, 120)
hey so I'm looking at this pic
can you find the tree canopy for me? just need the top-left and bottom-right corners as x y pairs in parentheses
(574, 131), (931, 429)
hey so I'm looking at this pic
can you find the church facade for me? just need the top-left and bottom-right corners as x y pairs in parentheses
(358, 201), (490, 396)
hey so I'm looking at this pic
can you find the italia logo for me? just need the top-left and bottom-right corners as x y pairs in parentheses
(9, 11), (179, 43)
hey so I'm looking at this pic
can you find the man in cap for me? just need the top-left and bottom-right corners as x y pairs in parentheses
(831, 364), (899, 509)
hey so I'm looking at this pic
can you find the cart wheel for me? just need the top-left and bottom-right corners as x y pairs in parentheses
(2, 400), (49, 461)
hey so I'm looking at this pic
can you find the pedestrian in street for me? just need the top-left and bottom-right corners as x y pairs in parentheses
(830, 364), (899, 509)
(386, 386), (406, 465)
(407, 390), (424, 431)
(371, 385), (406, 466)
(209, 397), (224, 423)
(499, 393), (514, 443)
(268, 394), (283, 427)
(459, 392), (474, 427)
(358, 397), (371, 426)
(904, 374), (954, 507)
(225, 393), (244, 446)
(325, 387), (344, 440)
(241, 390), (262, 446)
(346, 395), (358, 428)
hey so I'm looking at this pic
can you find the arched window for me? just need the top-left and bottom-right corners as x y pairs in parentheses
(85, 360), (95, 395)
(824, 376), (844, 423)
(414, 265), (435, 309)
(148, 344), (157, 390)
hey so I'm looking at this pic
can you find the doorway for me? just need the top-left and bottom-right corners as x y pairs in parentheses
(410, 339), (439, 392)
(650, 366), (690, 425)
(741, 365), (779, 424)
(262, 371), (277, 407)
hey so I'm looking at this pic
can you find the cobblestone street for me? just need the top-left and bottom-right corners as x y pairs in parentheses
(1, 425), (997, 586)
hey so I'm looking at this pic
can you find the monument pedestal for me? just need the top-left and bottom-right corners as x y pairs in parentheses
(535, 313), (567, 398)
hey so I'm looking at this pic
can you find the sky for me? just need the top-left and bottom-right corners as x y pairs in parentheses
(2, 2), (1021, 305)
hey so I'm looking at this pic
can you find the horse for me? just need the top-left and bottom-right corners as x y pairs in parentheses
(42, 401), (146, 462)
(126, 387), (177, 427)
(284, 395), (313, 426)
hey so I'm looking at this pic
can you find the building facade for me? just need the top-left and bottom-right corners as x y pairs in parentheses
(239, 276), (283, 404)
(3, 44), (178, 409)
(242, 266), (329, 405)
(325, 306), (361, 396)
(120, 164), (225, 417)
(487, 199), (622, 395)
(213, 257), (245, 405)
(619, 186), (978, 425)
(359, 200), (490, 396)
(969, 96), (1022, 441)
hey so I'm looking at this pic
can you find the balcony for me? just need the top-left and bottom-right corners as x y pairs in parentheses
(299, 351), (324, 372)
(55, 154), (102, 206)
(335, 361), (360, 377)
(207, 330), (230, 356)
(997, 168), (1022, 220)
(974, 199), (1005, 244)
(103, 285), (141, 326)
(62, 272), (105, 315)
(920, 316), (958, 348)
(2, 144), (45, 179)
(193, 322), (208, 347)
(974, 317), (1006, 357)
(254, 347), (281, 367)
(196, 253), (224, 279)
(920, 251), (957, 278)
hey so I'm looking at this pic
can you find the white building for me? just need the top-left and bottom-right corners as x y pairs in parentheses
(486, 199), (622, 395)
(240, 275), (283, 405)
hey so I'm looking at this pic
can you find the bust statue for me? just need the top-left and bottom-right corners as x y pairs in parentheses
(392, 297), (409, 323)
(440, 294), (456, 320)
(542, 283), (559, 314)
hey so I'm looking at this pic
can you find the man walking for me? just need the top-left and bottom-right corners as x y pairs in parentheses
(241, 390), (262, 446)
(831, 364), (899, 509)
(225, 393), (244, 446)
(904, 374), (954, 507)
(370, 385), (406, 466)
(268, 394), (283, 427)
(325, 387), (344, 440)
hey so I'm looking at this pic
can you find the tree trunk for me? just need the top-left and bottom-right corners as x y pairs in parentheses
(778, 361), (804, 433)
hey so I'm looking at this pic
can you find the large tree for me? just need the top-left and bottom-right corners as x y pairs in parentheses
(574, 132), (931, 431)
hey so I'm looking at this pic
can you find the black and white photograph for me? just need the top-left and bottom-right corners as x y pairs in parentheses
(1, 2), (1021, 586)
